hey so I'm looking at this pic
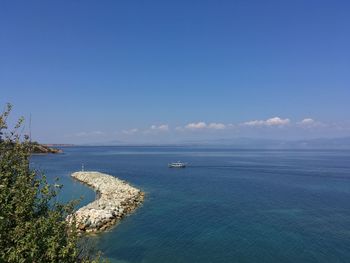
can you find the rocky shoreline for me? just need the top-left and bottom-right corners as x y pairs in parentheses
(67, 171), (144, 233)
(31, 143), (62, 154)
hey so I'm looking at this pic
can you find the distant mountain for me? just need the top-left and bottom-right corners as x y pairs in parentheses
(80, 140), (126, 146)
(77, 137), (350, 149)
(179, 137), (350, 149)
(290, 137), (350, 149)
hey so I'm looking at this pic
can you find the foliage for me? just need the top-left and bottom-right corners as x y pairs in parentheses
(0, 104), (101, 262)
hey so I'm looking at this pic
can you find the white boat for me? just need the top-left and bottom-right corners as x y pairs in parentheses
(168, 161), (187, 168)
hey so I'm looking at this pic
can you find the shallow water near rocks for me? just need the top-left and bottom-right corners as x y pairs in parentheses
(31, 147), (350, 263)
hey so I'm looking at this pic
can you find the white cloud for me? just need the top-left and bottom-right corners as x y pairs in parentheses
(185, 122), (207, 130)
(297, 118), (325, 128)
(297, 118), (315, 126)
(117, 117), (327, 137)
(242, 117), (290, 127)
(180, 121), (227, 131)
(266, 117), (290, 126)
(150, 124), (169, 131)
(242, 120), (265, 126)
(208, 123), (226, 130)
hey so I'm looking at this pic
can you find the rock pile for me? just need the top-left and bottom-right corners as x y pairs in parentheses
(67, 171), (144, 233)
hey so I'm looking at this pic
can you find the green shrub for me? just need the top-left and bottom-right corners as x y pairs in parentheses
(0, 104), (101, 263)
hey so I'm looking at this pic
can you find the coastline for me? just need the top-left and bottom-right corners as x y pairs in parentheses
(68, 171), (144, 233)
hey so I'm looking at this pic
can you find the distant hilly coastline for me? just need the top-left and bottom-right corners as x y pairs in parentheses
(78, 137), (350, 149)
(31, 142), (64, 154)
(44, 144), (75, 147)
(179, 137), (350, 149)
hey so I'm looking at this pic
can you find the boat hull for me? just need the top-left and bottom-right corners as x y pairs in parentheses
(168, 163), (186, 168)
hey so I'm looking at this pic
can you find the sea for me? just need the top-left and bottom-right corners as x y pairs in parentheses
(30, 146), (350, 263)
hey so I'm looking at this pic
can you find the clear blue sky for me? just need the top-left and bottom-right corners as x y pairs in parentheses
(1, 0), (349, 143)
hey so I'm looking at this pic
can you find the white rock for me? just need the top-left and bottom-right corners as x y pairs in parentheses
(67, 171), (144, 232)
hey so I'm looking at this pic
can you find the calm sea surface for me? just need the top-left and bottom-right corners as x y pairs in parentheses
(31, 147), (350, 263)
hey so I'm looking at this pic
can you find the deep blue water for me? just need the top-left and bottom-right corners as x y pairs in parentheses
(31, 147), (350, 263)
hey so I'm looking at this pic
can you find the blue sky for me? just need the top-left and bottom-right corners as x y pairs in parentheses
(1, 0), (349, 144)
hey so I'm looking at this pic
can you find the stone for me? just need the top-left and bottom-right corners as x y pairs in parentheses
(67, 171), (144, 233)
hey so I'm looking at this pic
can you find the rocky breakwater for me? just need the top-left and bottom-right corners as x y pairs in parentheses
(67, 171), (144, 233)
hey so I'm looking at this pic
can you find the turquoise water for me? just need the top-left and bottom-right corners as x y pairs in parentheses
(31, 147), (350, 263)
